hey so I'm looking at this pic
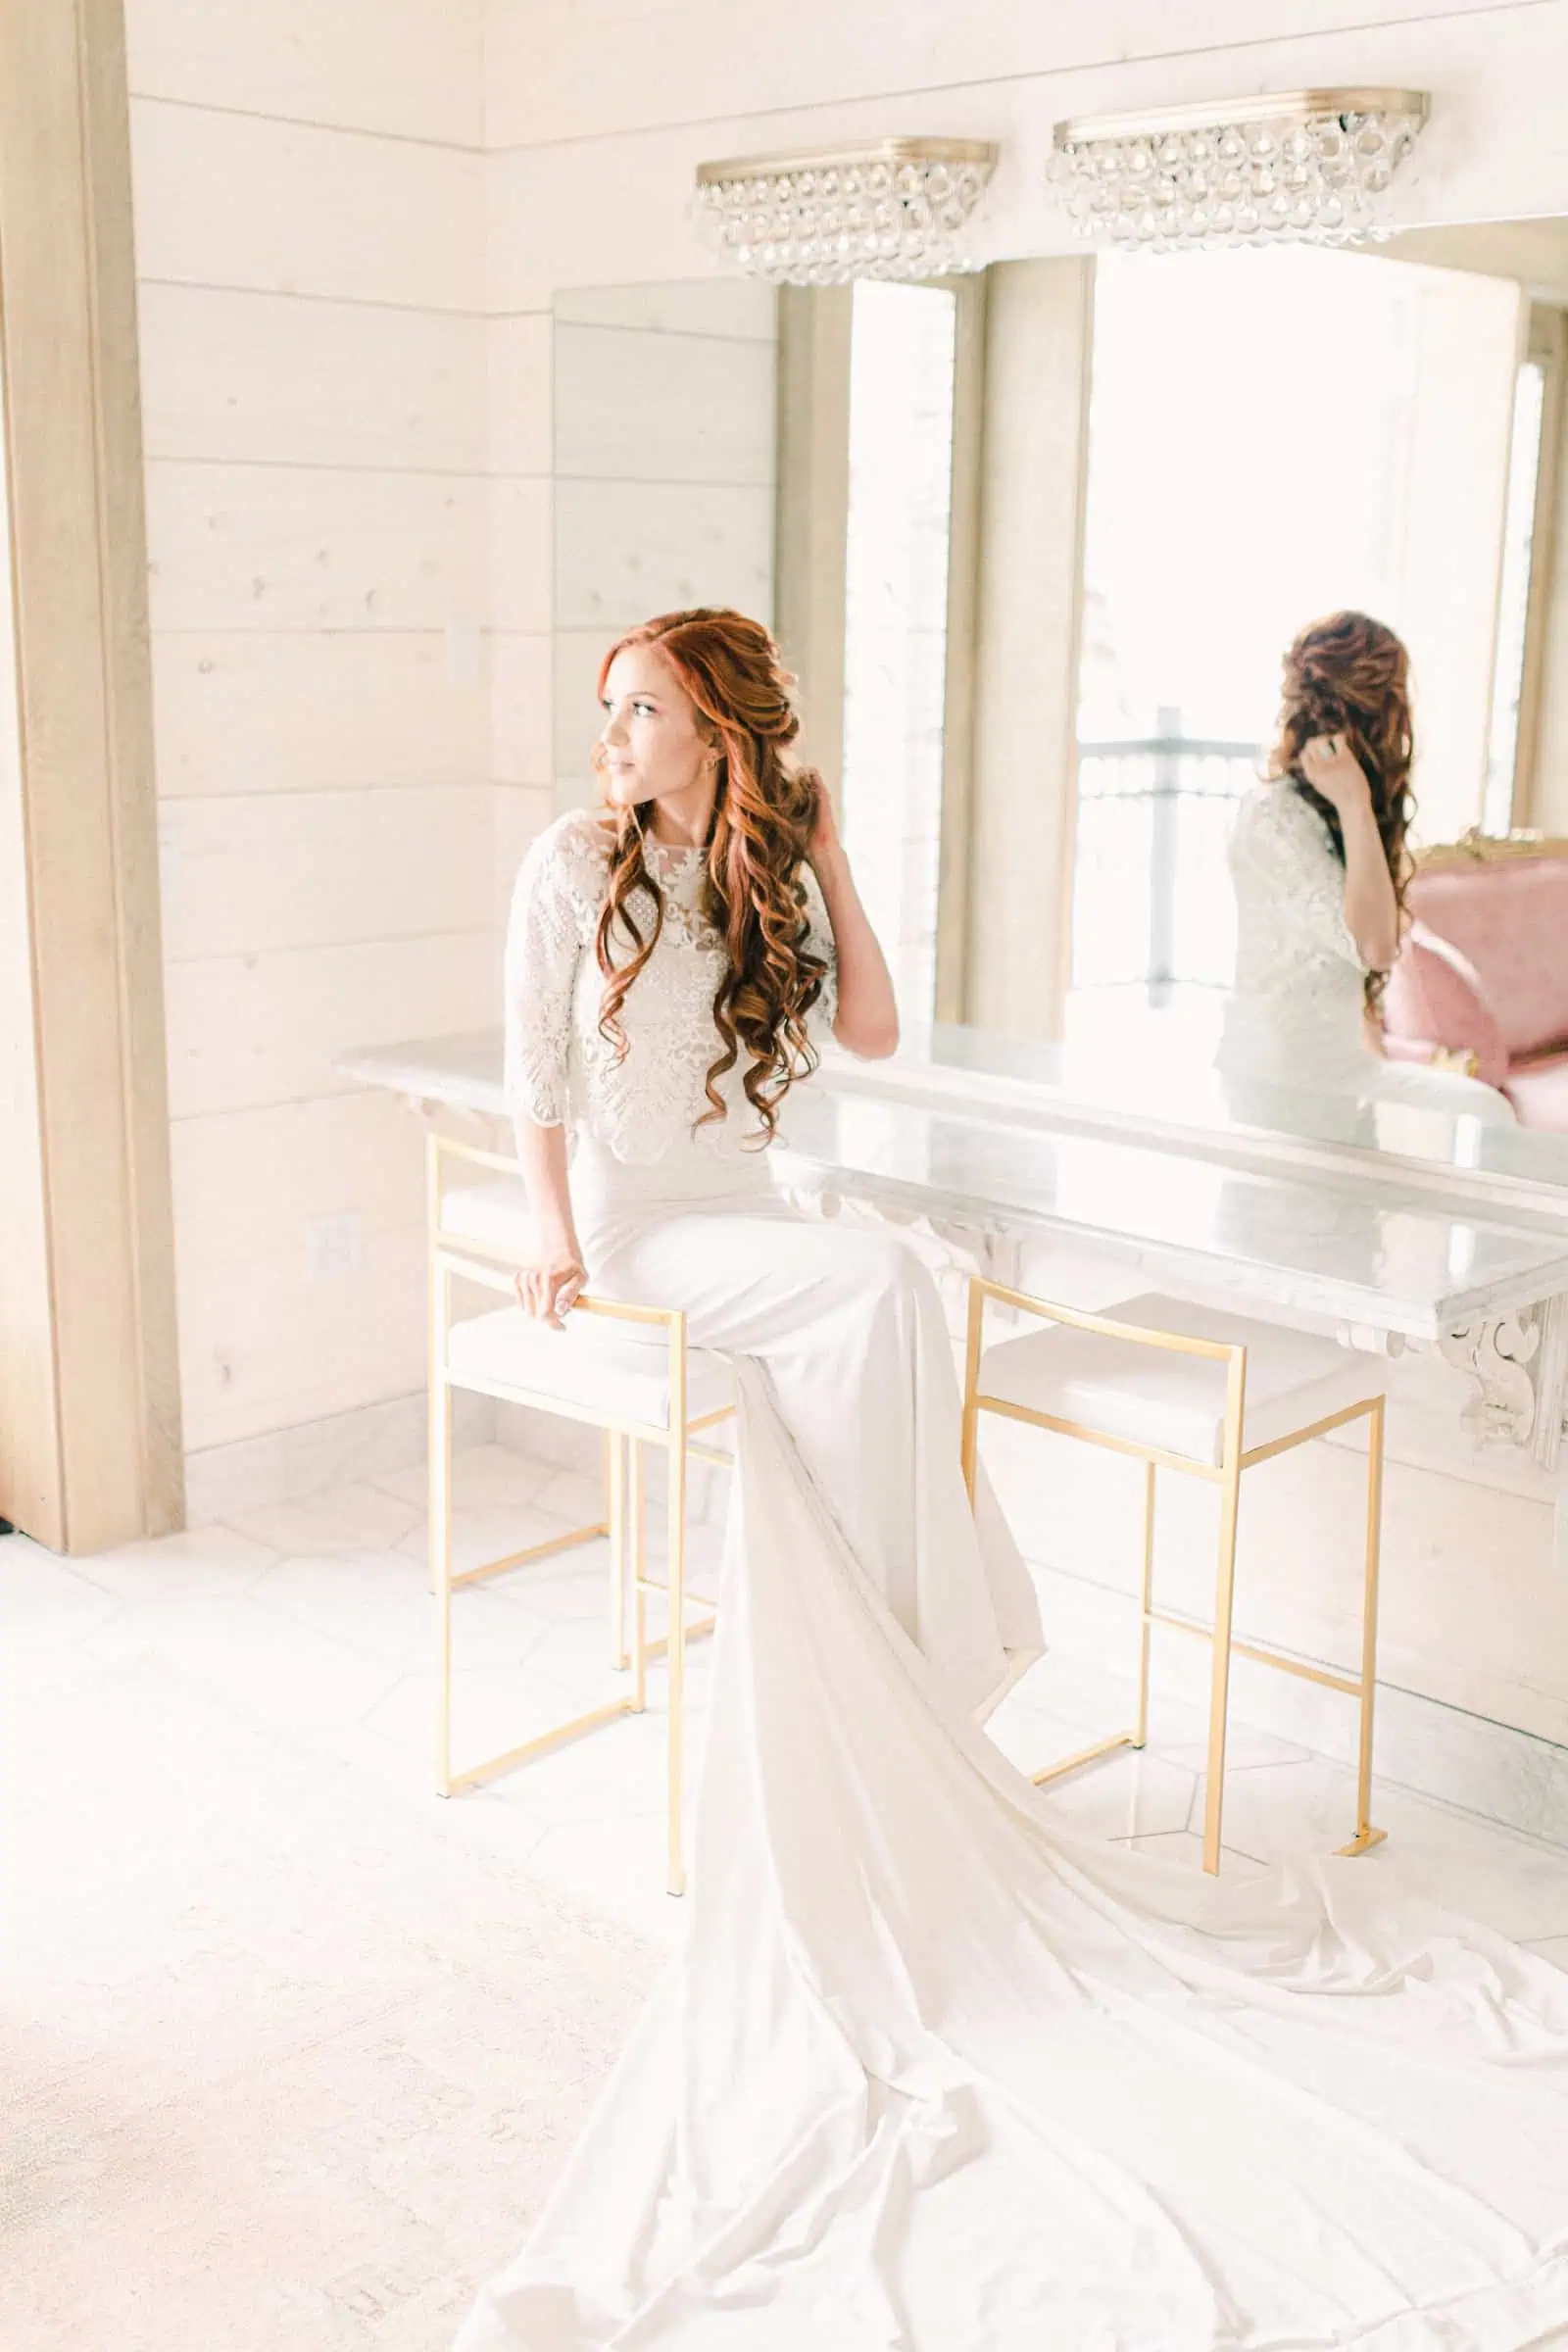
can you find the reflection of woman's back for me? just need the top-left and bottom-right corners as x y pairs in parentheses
(1218, 612), (1515, 1125)
(1220, 774), (1374, 1090)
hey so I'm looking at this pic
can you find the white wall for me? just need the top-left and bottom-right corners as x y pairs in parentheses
(550, 281), (778, 809)
(125, 1), (489, 1455)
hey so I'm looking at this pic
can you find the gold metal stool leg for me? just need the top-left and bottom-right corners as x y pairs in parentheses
(1133, 1461), (1155, 1750)
(1200, 1368), (1247, 1875)
(1337, 1394), (1388, 1857)
(432, 1285), (455, 1799)
(629, 1439), (647, 1715)
(959, 1279), (983, 1501)
(666, 1344), (689, 1898)
(607, 1430), (628, 1671)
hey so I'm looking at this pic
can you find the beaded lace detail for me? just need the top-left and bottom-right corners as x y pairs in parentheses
(504, 808), (839, 1164)
(1220, 780), (1369, 1085)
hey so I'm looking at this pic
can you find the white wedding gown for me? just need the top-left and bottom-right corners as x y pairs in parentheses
(1217, 782), (1517, 1126)
(457, 809), (1568, 2351)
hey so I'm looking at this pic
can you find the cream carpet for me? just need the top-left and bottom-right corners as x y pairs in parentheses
(0, 1653), (658, 2351)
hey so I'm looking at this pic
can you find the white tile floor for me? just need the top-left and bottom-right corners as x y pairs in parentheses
(7, 1441), (1568, 1961)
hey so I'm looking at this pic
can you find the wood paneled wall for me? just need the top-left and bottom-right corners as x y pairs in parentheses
(551, 282), (778, 810)
(0, 0), (182, 1547)
(124, 0), (493, 1457)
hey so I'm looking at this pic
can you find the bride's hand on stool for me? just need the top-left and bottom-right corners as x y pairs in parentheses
(515, 1245), (585, 1331)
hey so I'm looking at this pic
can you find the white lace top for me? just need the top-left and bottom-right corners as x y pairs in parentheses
(1218, 780), (1370, 1089)
(504, 807), (839, 1164)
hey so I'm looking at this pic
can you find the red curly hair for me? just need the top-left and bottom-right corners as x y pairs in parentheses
(1267, 610), (1416, 1012)
(590, 608), (832, 1143)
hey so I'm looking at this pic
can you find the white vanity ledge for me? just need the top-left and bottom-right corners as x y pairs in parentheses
(339, 1034), (1568, 1344)
(772, 1088), (1568, 1343)
(339, 1023), (1568, 1232)
(821, 1023), (1568, 1228)
(339, 1031), (508, 1119)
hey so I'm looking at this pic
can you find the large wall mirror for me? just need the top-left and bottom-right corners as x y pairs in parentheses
(550, 220), (1568, 1156)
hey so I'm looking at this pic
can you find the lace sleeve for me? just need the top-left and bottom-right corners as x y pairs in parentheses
(1229, 784), (1362, 969)
(798, 863), (839, 1046)
(503, 815), (599, 1134)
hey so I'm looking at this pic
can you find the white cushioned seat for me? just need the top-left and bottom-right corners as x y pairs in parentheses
(978, 1293), (1384, 1467)
(440, 1177), (534, 1255)
(448, 1304), (733, 1431)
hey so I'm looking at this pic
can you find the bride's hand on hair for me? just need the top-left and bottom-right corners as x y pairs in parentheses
(806, 777), (842, 868)
(1299, 732), (1372, 815)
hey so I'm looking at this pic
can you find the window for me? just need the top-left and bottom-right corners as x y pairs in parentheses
(1482, 356), (1547, 834)
(1070, 243), (1528, 1046)
(839, 282), (958, 1030)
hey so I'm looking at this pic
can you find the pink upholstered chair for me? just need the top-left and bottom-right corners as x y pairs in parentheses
(1381, 840), (1568, 1128)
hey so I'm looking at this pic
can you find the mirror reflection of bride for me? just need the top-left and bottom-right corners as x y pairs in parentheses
(1218, 611), (1518, 1125)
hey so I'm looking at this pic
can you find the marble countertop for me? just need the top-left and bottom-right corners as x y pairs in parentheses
(339, 1023), (1568, 1220)
(845, 1023), (1568, 1210)
(339, 1032), (1568, 1340)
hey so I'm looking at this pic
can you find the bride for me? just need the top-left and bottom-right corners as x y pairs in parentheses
(1218, 611), (1517, 1126)
(458, 608), (1568, 2350)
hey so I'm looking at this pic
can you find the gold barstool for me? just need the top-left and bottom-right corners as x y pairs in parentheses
(427, 1133), (734, 1895)
(960, 1279), (1389, 1875)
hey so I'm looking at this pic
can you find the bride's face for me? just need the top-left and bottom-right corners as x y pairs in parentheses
(598, 645), (713, 812)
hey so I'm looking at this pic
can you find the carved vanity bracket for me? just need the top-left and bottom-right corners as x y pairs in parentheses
(1439, 1296), (1568, 1469)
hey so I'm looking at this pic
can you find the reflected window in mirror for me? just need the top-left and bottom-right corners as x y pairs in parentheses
(1066, 242), (1539, 1059)
(841, 281), (958, 1028)
(1483, 349), (1549, 833)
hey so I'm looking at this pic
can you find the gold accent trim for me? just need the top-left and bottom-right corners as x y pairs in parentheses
(1416, 825), (1568, 869)
(975, 1394), (1228, 1481)
(444, 1697), (640, 1796)
(1238, 1394), (1386, 1468)
(609, 1429), (627, 1671)
(1151, 1605), (1361, 1694)
(450, 1517), (610, 1592)
(1054, 88), (1429, 148)
(1343, 1392), (1387, 1858)
(697, 136), (998, 188)
(1032, 1729), (1141, 1786)
(962, 1276), (1387, 1875)
(1427, 1046), (1483, 1080)
(1134, 1461), (1154, 1750)
(630, 1435), (648, 1716)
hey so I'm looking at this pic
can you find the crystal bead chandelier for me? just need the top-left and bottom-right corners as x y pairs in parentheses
(1049, 89), (1430, 252)
(695, 138), (999, 286)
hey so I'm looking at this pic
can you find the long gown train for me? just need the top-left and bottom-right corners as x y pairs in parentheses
(456, 1146), (1568, 2351)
